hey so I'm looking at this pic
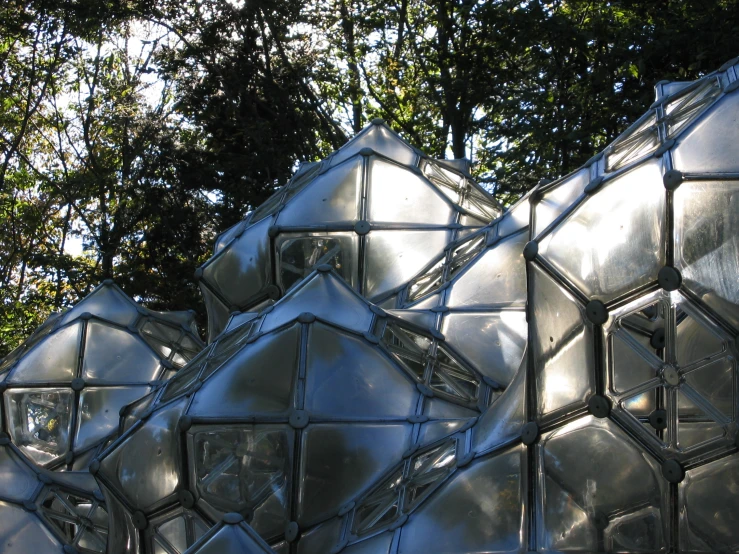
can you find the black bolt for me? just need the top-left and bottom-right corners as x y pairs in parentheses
(650, 328), (666, 350)
(658, 266), (682, 292)
(588, 395), (611, 418)
(354, 220), (371, 235)
(523, 241), (539, 261)
(663, 170), (684, 191)
(586, 300), (609, 325)
(521, 421), (539, 445)
(649, 409), (668, 430)
(662, 459), (685, 483)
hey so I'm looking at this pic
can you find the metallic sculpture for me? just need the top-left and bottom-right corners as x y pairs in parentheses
(2, 59), (739, 553)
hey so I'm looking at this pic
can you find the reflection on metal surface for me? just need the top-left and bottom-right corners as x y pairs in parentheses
(2, 59), (739, 553)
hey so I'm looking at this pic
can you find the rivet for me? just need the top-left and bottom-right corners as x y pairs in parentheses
(371, 118), (385, 125)
(268, 225), (281, 238)
(79, 312), (92, 321)
(297, 312), (316, 324)
(223, 512), (244, 524)
(585, 300), (609, 325)
(650, 328), (666, 350)
(521, 421), (539, 445)
(662, 365), (680, 387)
(663, 170), (684, 191)
(132, 510), (148, 530)
(354, 220), (371, 235)
(369, 305), (386, 317)
(89, 460), (100, 475)
(523, 241), (538, 261)
(456, 451), (476, 467)
(587, 395), (611, 418)
(194, 268), (204, 281)
(658, 266), (682, 291)
(407, 414), (429, 423)
(662, 459), (685, 483)
(289, 410), (309, 429)
(71, 378), (85, 392)
(417, 383), (434, 397)
(338, 501), (355, 516)
(653, 138), (676, 157)
(178, 490), (195, 509)
(284, 521), (300, 542)
(363, 332), (379, 345)
(23, 500), (36, 512)
(265, 285), (281, 300)
(359, 147), (374, 157)
(584, 176), (604, 194)
(102, 279), (114, 286)
(649, 409), (668, 430)
(179, 416), (193, 432)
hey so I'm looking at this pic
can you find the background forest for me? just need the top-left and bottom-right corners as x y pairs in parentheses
(2, 0), (738, 355)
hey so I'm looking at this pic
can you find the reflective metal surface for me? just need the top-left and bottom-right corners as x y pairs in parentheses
(2, 59), (739, 554)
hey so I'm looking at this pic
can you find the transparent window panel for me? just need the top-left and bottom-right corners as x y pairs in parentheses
(430, 346), (480, 403)
(682, 357), (734, 418)
(447, 232), (487, 281)
(472, 361), (526, 455)
(298, 423), (409, 528)
(538, 417), (668, 553)
(676, 392), (725, 451)
(351, 467), (404, 535)
(418, 419), (470, 448)
(405, 440), (457, 509)
(676, 309), (725, 367)
(530, 264), (595, 419)
(0, 445), (38, 502)
(213, 221), (244, 255)
(276, 232), (359, 294)
(82, 322), (161, 383)
(446, 231), (527, 308)
(202, 216), (272, 308)
(423, 397), (479, 419)
(330, 124), (416, 167)
(190, 424), (292, 540)
(75, 386), (150, 452)
(386, 309), (436, 330)
(304, 323), (417, 419)
(398, 445), (525, 553)
(148, 506), (210, 554)
(249, 186), (286, 226)
(186, 522), (273, 553)
(497, 195), (531, 238)
(160, 346), (210, 403)
(406, 256), (445, 303)
(664, 77), (722, 140)
(534, 168), (589, 237)
(263, 273), (371, 335)
(368, 158), (455, 225)
(674, 181), (739, 329)
(605, 113), (659, 172)
(60, 285), (138, 327)
(441, 311), (527, 386)
(422, 161), (462, 203)
(609, 329), (660, 395)
(188, 324), (300, 418)
(276, 157), (362, 226)
(200, 285), (231, 343)
(679, 454), (739, 552)
(539, 159), (665, 302)
(40, 489), (108, 553)
(7, 322), (81, 383)
(140, 319), (182, 344)
(461, 185), (501, 222)
(295, 518), (343, 554)
(98, 397), (187, 511)
(0, 501), (63, 552)
(6, 388), (73, 464)
(673, 92), (739, 173)
(364, 229), (451, 299)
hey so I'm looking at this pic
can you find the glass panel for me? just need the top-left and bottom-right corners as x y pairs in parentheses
(188, 324), (300, 417)
(441, 311), (527, 386)
(422, 160), (463, 203)
(202, 216), (272, 308)
(201, 284), (231, 343)
(664, 77), (722, 139)
(605, 112), (659, 171)
(676, 309), (725, 367)
(446, 231), (527, 308)
(277, 233), (358, 293)
(330, 124), (416, 167)
(60, 285), (138, 327)
(430, 346), (479, 403)
(538, 417), (668, 552)
(82, 321), (161, 383)
(609, 328), (660, 394)
(98, 397), (187, 511)
(534, 168), (589, 237)
(304, 324), (417, 419)
(0, 500), (63, 551)
(276, 157), (362, 226)
(368, 158), (455, 225)
(683, 358), (734, 418)
(262, 272), (371, 335)
(0, 446), (38, 501)
(461, 184), (500, 222)
(530, 264), (594, 419)
(398, 445), (525, 553)
(191, 424), (291, 539)
(673, 92), (739, 173)
(679, 454), (739, 552)
(40, 489), (107, 553)
(676, 391), (724, 450)
(447, 232), (487, 281)
(351, 468), (404, 534)
(539, 159), (665, 302)
(406, 256), (445, 303)
(497, 195), (530, 237)
(7, 322), (81, 383)
(6, 388), (73, 464)
(298, 423), (409, 527)
(186, 521), (273, 553)
(213, 221), (244, 255)
(674, 181), (739, 329)
(75, 386), (150, 452)
(364, 230), (451, 299)
(405, 440), (457, 509)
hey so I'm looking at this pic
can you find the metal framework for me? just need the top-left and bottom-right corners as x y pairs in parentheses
(1, 58), (738, 554)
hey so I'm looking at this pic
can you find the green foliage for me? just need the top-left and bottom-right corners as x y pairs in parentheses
(2, 0), (738, 356)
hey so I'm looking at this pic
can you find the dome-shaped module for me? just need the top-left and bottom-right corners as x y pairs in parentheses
(92, 268), (501, 553)
(0, 433), (110, 554)
(0, 281), (204, 471)
(196, 119), (502, 340)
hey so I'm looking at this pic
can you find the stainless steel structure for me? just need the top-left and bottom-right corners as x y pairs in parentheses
(1, 59), (739, 553)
